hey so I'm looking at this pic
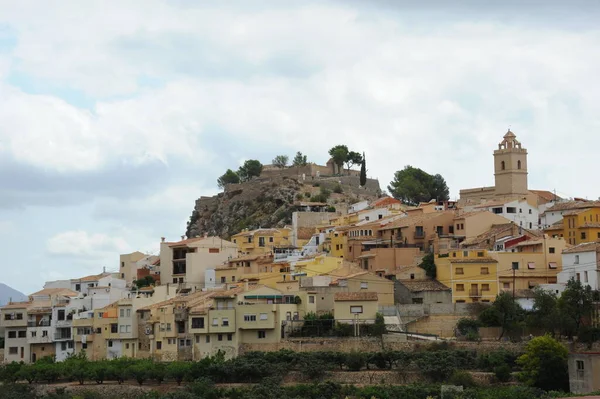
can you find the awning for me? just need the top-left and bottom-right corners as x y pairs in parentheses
(548, 262), (557, 269)
(527, 262), (536, 269)
(243, 295), (283, 299)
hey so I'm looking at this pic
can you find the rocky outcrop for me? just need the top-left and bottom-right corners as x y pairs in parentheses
(185, 174), (382, 240)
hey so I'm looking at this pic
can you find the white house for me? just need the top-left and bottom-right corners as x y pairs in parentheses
(470, 199), (539, 230)
(540, 201), (600, 229)
(558, 242), (600, 290)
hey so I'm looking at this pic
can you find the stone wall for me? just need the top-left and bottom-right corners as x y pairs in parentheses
(239, 336), (525, 355)
(284, 370), (495, 385)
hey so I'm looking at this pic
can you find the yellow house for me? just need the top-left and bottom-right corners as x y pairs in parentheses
(328, 228), (348, 258)
(330, 271), (395, 306)
(436, 250), (500, 303)
(333, 292), (379, 321)
(231, 228), (292, 256)
(560, 208), (600, 246)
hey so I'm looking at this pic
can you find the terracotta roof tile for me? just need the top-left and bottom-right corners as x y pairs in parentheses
(397, 280), (451, 292)
(371, 197), (401, 207)
(379, 211), (452, 231)
(543, 200), (600, 214)
(450, 257), (498, 264)
(0, 301), (31, 310)
(30, 288), (79, 297)
(334, 292), (378, 301)
(530, 190), (561, 202)
(562, 241), (600, 254)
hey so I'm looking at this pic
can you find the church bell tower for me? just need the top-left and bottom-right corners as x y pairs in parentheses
(494, 130), (528, 195)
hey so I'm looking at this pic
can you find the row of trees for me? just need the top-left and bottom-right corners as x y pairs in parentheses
(468, 279), (595, 341)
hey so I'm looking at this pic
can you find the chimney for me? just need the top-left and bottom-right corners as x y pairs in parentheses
(161, 237), (165, 243)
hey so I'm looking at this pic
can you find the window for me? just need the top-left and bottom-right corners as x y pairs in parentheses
(519, 208), (522, 213)
(269, 237), (274, 243)
(212, 318), (218, 326)
(528, 262), (535, 270)
(231, 276), (235, 282)
(31, 331), (36, 338)
(463, 251), (469, 257)
(107, 340), (113, 348)
(456, 300), (466, 303)
(492, 207), (503, 214)
(111, 324), (118, 333)
(206, 335), (210, 343)
(8, 347), (18, 355)
(8, 331), (16, 338)
(410, 273), (415, 280)
(16, 330), (25, 338)
(412, 298), (423, 304)
(501, 161), (505, 170)
(477, 252), (484, 257)
(455, 267), (464, 275)
(227, 334), (233, 341)
(259, 313), (268, 320)
(126, 309), (131, 318)
(120, 309), (125, 317)
(309, 296), (315, 304)
(220, 277), (226, 283)
(75, 283), (81, 291)
(456, 284), (465, 291)
(506, 207), (516, 214)
(503, 282), (510, 289)
(166, 323), (171, 331)
(218, 334), (223, 341)
(481, 267), (489, 275)
(584, 271), (589, 283)
(209, 248), (220, 253)
(156, 341), (162, 350)
(360, 282), (368, 289)
(482, 284), (490, 291)
(575, 255), (580, 264)
(549, 247), (555, 254)
(258, 237), (265, 247)
(258, 331), (266, 339)
(42, 330), (48, 337)
(511, 262), (519, 270)
(576, 360), (585, 378)
(57, 309), (65, 321)
(244, 315), (257, 322)
(222, 318), (229, 326)
(286, 312), (291, 321)
(517, 160), (521, 169)
(350, 306), (363, 314)
(126, 343), (130, 349)
(528, 209), (532, 214)
(192, 317), (205, 329)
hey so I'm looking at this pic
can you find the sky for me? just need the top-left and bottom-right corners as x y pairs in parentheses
(1, 0), (600, 294)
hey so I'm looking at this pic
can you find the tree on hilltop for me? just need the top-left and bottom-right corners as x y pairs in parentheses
(217, 169), (240, 188)
(272, 155), (289, 169)
(238, 160), (263, 182)
(360, 152), (367, 187)
(292, 151), (308, 166)
(387, 165), (449, 205)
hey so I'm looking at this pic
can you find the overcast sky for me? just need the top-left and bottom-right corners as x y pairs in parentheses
(1, 1), (599, 294)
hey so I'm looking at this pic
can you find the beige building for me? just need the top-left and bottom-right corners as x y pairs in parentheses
(160, 236), (238, 292)
(333, 292), (379, 321)
(569, 352), (600, 394)
(231, 228), (292, 256)
(1, 302), (30, 363)
(119, 252), (158, 286)
(378, 210), (455, 253)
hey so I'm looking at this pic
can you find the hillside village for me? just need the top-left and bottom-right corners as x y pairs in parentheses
(3, 130), (600, 394)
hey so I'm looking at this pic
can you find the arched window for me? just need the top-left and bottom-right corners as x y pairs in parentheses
(517, 160), (521, 169)
(501, 161), (505, 170)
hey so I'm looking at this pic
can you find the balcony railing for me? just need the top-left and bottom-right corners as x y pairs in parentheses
(28, 320), (51, 327)
(54, 332), (72, 341)
(469, 289), (481, 298)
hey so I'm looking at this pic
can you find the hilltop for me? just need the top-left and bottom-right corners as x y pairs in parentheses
(0, 283), (27, 306)
(185, 163), (382, 239)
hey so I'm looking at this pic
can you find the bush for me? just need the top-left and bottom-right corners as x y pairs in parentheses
(333, 184), (343, 194)
(304, 192), (311, 198)
(345, 351), (366, 371)
(449, 370), (477, 388)
(167, 362), (192, 385)
(517, 335), (569, 392)
(494, 363), (512, 382)
(456, 318), (481, 337)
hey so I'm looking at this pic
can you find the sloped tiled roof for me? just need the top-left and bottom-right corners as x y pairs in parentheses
(379, 211), (451, 231)
(0, 301), (31, 310)
(542, 201), (600, 214)
(530, 190), (561, 202)
(30, 288), (79, 297)
(398, 280), (451, 292)
(562, 241), (600, 254)
(450, 257), (498, 264)
(334, 292), (378, 301)
(545, 223), (564, 231)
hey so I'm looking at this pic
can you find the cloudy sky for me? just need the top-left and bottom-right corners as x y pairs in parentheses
(1, 0), (599, 294)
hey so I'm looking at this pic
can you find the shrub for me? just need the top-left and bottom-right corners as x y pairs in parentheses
(345, 351), (366, 371)
(167, 362), (192, 386)
(449, 370), (477, 388)
(494, 363), (512, 382)
(456, 318), (481, 337)
(333, 184), (343, 194)
(517, 335), (569, 392)
(304, 192), (311, 198)
(128, 361), (151, 385)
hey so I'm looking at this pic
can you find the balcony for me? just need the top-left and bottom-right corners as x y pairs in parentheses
(28, 320), (51, 327)
(469, 289), (481, 298)
(54, 332), (72, 341)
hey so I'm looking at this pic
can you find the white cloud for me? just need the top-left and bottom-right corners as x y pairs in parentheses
(46, 230), (131, 259)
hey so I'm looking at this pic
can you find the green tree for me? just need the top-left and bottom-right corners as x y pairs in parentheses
(167, 361), (192, 386)
(360, 152), (367, 187)
(527, 288), (559, 336)
(328, 145), (349, 174)
(238, 160), (263, 182)
(478, 291), (524, 338)
(345, 151), (363, 171)
(387, 165), (450, 205)
(272, 155), (289, 169)
(217, 169), (240, 188)
(558, 278), (594, 338)
(292, 151), (308, 166)
(133, 275), (155, 290)
(517, 335), (569, 391)
(418, 253), (436, 279)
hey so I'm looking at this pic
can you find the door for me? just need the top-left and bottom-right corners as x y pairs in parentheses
(31, 353), (36, 363)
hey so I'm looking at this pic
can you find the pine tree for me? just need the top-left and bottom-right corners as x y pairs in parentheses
(360, 152), (367, 187)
